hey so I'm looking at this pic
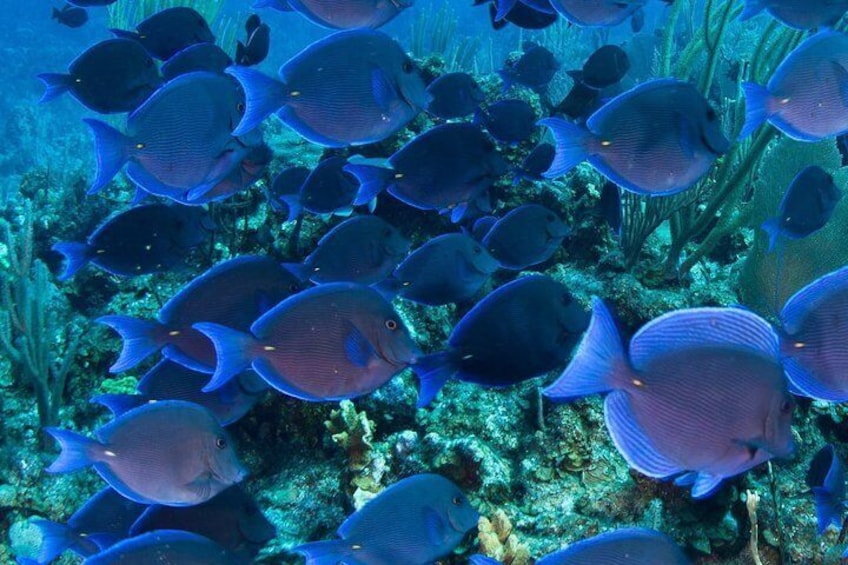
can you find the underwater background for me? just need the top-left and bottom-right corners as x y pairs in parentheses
(5, 0), (848, 563)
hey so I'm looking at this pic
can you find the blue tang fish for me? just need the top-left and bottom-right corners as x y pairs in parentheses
(513, 142), (556, 183)
(806, 444), (846, 535)
(67, 0), (117, 4)
(174, 142), (272, 206)
(85, 72), (252, 200)
(479, 204), (570, 270)
(569, 44), (630, 90)
(414, 275), (588, 406)
(83, 530), (238, 564)
(293, 474), (478, 565)
(499, 42), (560, 93)
(778, 266), (848, 401)
(425, 72), (486, 119)
(226, 29), (429, 146)
(545, 299), (795, 498)
(38, 38), (162, 114)
(762, 165), (842, 253)
(377, 233), (499, 306)
(283, 215), (410, 285)
(98, 255), (303, 373)
(548, 0), (646, 26)
(53, 204), (211, 281)
(485, 0), (559, 29)
(53, 4), (88, 27)
(45, 401), (246, 506)
(740, 0), (848, 29)
(111, 7), (215, 60)
(474, 99), (538, 145)
(278, 156), (369, 220)
(92, 360), (267, 426)
(236, 15), (270, 67)
(540, 79), (730, 196)
(24, 488), (146, 563)
(195, 283), (420, 401)
(130, 485), (275, 562)
(265, 0), (414, 29)
(741, 31), (848, 141)
(267, 165), (311, 214)
(537, 528), (690, 564)
(344, 123), (508, 222)
(162, 43), (233, 81)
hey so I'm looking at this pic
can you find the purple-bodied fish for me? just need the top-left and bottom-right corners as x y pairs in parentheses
(479, 204), (570, 270)
(52, 204), (211, 281)
(170, 143), (273, 206)
(540, 79), (730, 196)
(545, 299), (795, 498)
(741, 31), (848, 141)
(538, 528), (690, 564)
(414, 276), (587, 406)
(92, 360), (267, 426)
(293, 474), (478, 565)
(83, 531), (238, 565)
(98, 255), (303, 373)
(778, 266), (848, 401)
(84, 72), (251, 200)
(45, 401), (246, 506)
(264, 0), (413, 29)
(111, 7), (215, 61)
(376, 233), (500, 306)
(344, 123), (508, 222)
(130, 485), (275, 562)
(195, 283), (419, 401)
(283, 215), (410, 285)
(548, 0), (646, 26)
(226, 29), (429, 146)
(23, 488), (146, 563)
(38, 38), (161, 114)
(806, 444), (846, 535)
(740, 0), (848, 30)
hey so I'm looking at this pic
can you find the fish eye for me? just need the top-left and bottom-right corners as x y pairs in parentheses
(237, 102), (246, 114)
(216, 437), (227, 449)
(706, 107), (717, 121)
(452, 495), (463, 505)
(780, 399), (793, 413)
(385, 319), (398, 330)
(473, 246), (482, 255)
(402, 60), (414, 73)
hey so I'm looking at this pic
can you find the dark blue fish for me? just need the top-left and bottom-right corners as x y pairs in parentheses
(52, 204), (211, 281)
(479, 0), (558, 30)
(470, 215), (498, 241)
(545, 299), (795, 498)
(130, 485), (275, 562)
(269, 0), (413, 28)
(174, 142), (272, 205)
(762, 166), (842, 252)
(631, 7), (645, 31)
(474, 99), (538, 144)
(534, 528), (690, 564)
(23, 488), (145, 563)
(541, 79), (730, 196)
(548, 0), (646, 26)
(741, 31), (848, 141)
(66, 0), (117, 5)
(600, 180), (622, 235)
(53, 5), (88, 28)
(479, 204), (570, 270)
(377, 233), (499, 306)
(111, 7), (215, 61)
(425, 72), (486, 119)
(226, 29), (429, 146)
(92, 360), (267, 426)
(84, 530), (238, 564)
(236, 17), (270, 66)
(194, 283), (419, 401)
(568, 45), (630, 90)
(283, 215), (410, 285)
(293, 474), (478, 564)
(513, 143), (556, 183)
(499, 42), (560, 92)
(414, 275), (587, 406)
(267, 165), (311, 214)
(98, 256), (303, 373)
(38, 38), (161, 114)
(45, 401), (246, 506)
(85, 72), (249, 199)
(779, 266), (848, 401)
(162, 43), (233, 80)
(470, 556), (502, 565)
(740, 0), (848, 29)
(553, 81), (602, 123)
(278, 156), (367, 220)
(344, 123), (508, 222)
(806, 444), (846, 535)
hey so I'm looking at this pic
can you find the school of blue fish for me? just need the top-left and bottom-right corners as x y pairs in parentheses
(24, 0), (848, 562)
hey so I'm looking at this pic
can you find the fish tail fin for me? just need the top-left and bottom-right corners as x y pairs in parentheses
(236, 41), (247, 65)
(496, 70), (512, 93)
(96, 315), (165, 373)
(90, 393), (147, 417)
(83, 118), (131, 195)
(761, 217), (781, 254)
(109, 28), (140, 41)
(225, 66), (287, 136)
(281, 261), (310, 282)
(537, 118), (591, 178)
(192, 323), (258, 392)
(51, 242), (91, 281)
(36, 73), (72, 103)
(278, 193), (302, 222)
(294, 539), (363, 565)
(739, 82), (772, 139)
(29, 519), (74, 563)
(412, 351), (458, 407)
(344, 160), (393, 206)
(43, 428), (99, 473)
(813, 487), (844, 535)
(739, 0), (766, 20)
(544, 297), (626, 401)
